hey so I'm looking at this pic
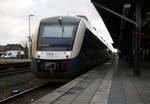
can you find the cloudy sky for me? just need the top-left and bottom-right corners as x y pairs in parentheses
(0, 0), (113, 46)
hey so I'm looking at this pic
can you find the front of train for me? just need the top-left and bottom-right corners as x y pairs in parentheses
(31, 16), (86, 79)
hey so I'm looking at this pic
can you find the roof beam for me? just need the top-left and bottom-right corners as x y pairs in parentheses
(142, 15), (150, 27)
(92, 1), (137, 25)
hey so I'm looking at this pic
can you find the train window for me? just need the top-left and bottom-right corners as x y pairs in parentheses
(41, 24), (74, 38)
(37, 23), (78, 51)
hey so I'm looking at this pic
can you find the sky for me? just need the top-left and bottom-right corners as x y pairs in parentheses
(0, 0), (114, 49)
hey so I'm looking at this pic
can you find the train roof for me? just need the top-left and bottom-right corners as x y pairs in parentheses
(40, 16), (81, 23)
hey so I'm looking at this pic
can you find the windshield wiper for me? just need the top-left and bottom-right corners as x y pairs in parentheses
(58, 17), (64, 37)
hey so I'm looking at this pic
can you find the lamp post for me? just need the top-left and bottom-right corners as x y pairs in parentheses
(28, 14), (34, 58)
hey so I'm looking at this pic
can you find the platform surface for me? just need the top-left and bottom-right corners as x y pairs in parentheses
(0, 59), (31, 64)
(32, 57), (150, 104)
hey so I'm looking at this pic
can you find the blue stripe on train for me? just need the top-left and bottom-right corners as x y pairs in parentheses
(68, 53), (86, 70)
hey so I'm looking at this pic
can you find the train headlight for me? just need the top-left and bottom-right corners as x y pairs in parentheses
(37, 52), (41, 58)
(37, 52), (41, 55)
(66, 52), (71, 58)
(66, 52), (71, 56)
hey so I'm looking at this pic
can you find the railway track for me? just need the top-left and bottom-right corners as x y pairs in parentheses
(0, 81), (49, 104)
(0, 66), (31, 77)
(0, 81), (65, 104)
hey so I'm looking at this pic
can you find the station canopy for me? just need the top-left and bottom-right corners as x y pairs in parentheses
(91, 0), (150, 50)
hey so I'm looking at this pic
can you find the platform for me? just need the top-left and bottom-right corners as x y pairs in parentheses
(0, 59), (31, 64)
(32, 57), (150, 104)
(0, 59), (31, 70)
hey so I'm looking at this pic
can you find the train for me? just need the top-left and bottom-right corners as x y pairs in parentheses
(31, 16), (111, 80)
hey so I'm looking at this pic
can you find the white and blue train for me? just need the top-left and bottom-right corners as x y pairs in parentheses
(31, 16), (111, 79)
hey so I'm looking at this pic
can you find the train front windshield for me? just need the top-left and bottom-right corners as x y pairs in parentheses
(37, 22), (78, 51)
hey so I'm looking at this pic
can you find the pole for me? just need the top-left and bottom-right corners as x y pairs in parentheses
(28, 14), (34, 59)
(28, 15), (30, 58)
(134, 0), (141, 76)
